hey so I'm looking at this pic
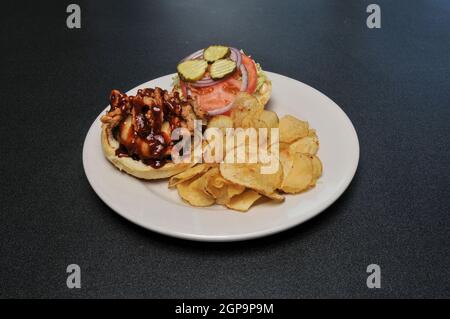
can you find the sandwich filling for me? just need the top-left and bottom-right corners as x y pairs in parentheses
(172, 46), (269, 116)
(101, 87), (201, 168)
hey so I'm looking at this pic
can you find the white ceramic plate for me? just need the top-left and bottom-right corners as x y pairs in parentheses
(83, 72), (359, 242)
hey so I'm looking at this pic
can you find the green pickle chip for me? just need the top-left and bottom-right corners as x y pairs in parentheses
(203, 45), (231, 63)
(210, 59), (237, 80)
(177, 59), (208, 82)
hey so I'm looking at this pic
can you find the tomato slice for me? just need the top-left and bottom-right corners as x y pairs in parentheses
(189, 73), (241, 112)
(241, 53), (257, 94)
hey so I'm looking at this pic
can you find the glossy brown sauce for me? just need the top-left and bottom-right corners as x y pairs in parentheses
(108, 88), (187, 169)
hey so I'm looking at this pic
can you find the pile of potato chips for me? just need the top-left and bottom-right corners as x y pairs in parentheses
(168, 93), (322, 212)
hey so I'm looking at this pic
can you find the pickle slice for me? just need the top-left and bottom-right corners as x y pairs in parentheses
(203, 45), (230, 63)
(177, 59), (208, 82)
(210, 59), (237, 80)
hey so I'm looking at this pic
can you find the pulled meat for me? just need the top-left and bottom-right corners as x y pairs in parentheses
(101, 87), (202, 168)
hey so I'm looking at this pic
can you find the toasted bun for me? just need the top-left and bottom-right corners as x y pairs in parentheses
(101, 124), (193, 180)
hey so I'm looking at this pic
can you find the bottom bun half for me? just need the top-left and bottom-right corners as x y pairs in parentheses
(101, 124), (193, 180)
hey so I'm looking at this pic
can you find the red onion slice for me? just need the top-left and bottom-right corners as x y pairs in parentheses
(229, 49), (238, 65)
(229, 47), (242, 67)
(190, 78), (226, 88)
(239, 64), (248, 92)
(206, 101), (234, 116)
(180, 49), (204, 62)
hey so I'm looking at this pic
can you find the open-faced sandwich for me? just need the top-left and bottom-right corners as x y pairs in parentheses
(172, 45), (271, 116)
(101, 45), (272, 181)
(99, 44), (322, 212)
(100, 87), (202, 179)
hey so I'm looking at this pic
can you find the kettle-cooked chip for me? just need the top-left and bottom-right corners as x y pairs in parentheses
(204, 167), (245, 204)
(278, 146), (293, 189)
(168, 163), (213, 188)
(220, 161), (283, 196)
(226, 189), (262, 212)
(310, 155), (323, 186)
(262, 191), (285, 201)
(308, 129), (318, 139)
(243, 110), (279, 129)
(230, 93), (264, 128)
(207, 115), (234, 132)
(279, 115), (309, 143)
(289, 135), (319, 155)
(176, 173), (215, 207)
(280, 153), (313, 193)
(258, 110), (279, 128)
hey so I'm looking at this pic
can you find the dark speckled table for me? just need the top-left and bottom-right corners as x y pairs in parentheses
(1, 0), (449, 298)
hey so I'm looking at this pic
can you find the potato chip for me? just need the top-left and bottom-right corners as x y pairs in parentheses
(257, 110), (279, 128)
(211, 175), (227, 188)
(279, 142), (290, 152)
(278, 146), (293, 188)
(168, 164), (212, 188)
(227, 183), (246, 198)
(220, 160), (283, 196)
(289, 135), (319, 155)
(203, 168), (226, 201)
(176, 173), (215, 207)
(207, 115), (234, 132)
(310, 155), (323, 186)
(240, 110), (280, 147)
(226, 189), (262, 212)
(279, 115), (309, 143)
(223, 129), (260, 165)
(241, 110), (278, 130)
(240, 116), (257, 129)
(262, 191), (285, 201)
(308, 129), (318, 138)
(204, 167), (245, 204)
(203, 132), (226, 164)
(210, 184), (245, 205)
(280, 153), (313, 193)
(230, 92), (264, 128)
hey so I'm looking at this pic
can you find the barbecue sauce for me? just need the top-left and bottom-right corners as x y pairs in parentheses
(109, 88), (186, 169)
